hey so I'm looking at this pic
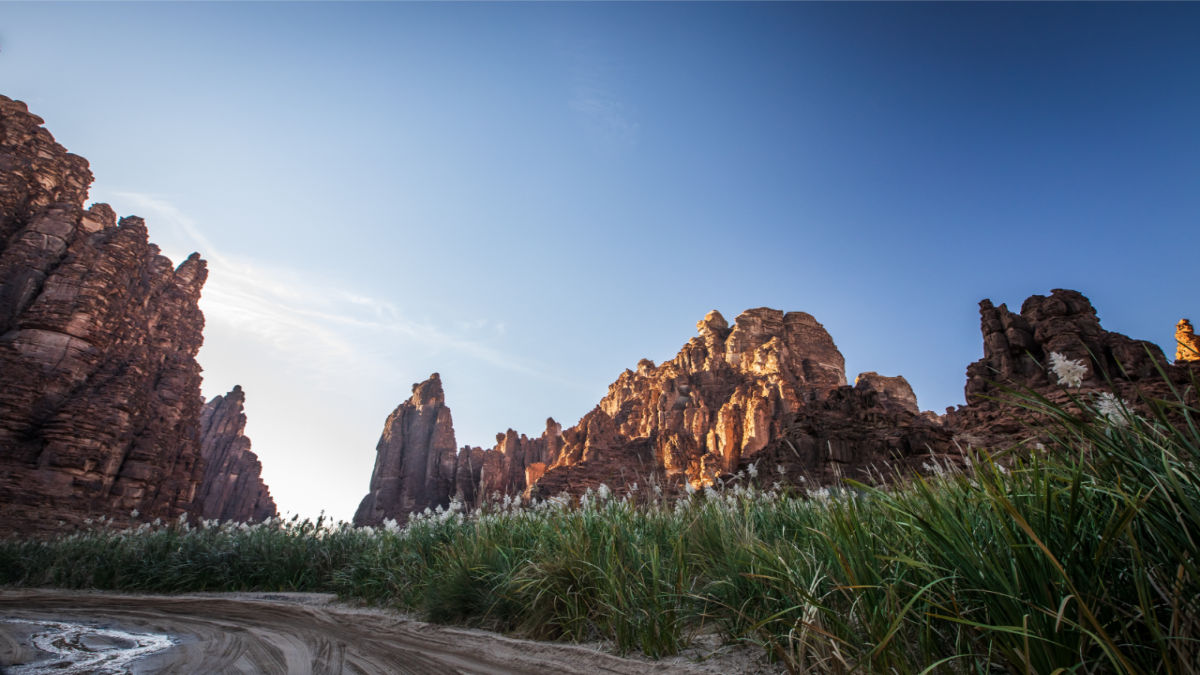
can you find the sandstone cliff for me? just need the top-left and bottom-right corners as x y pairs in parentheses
(0, 95), (272, 535)
(353, 373), (460, 526)
(196, 386), (277, 523)
(356, 308), (955, 522)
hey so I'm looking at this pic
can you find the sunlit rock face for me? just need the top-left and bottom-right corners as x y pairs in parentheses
(551, 308), (850, 488)
(197, 386), (277, 523)
(360, 308), (958, 520)
(0, 95), (209, 535)
(1176, 319), (1200, 363)
(529, 308), (954, 498)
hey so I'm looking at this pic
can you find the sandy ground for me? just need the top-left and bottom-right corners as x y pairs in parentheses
(0, 589), (783, 674)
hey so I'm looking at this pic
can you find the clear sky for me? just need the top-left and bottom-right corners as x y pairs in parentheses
(2, 2), (1197, 522)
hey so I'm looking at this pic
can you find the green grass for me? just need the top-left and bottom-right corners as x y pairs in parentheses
(3, 377), (1197, 673)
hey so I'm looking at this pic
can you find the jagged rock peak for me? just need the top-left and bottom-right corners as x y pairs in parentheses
(353, 373), (458, 526)
(964, 288), (1167, 400)
(943, 288), (1200, 453)
(696, 309), (730, 338)
(1176, 319), (1200, 363)
(411, 372), (444, 406)
(197, 386), (277, 523)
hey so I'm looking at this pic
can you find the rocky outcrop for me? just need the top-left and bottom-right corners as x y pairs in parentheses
(0, 95), (270, 536)
(962, 289), (1167, 401)
(530, 308), (860, 492)
(1176, 319), (1200, 363)
(853, 372), (919, 415)
(945, 289), (1189, 447)
(196, 386), (276, 523)
(353, 374), (459, 525)
(358, 308), (956, 520)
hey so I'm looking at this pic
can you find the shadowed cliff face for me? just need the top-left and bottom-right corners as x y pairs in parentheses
(963, 289), (1168, 401)
(353, 373), (460, 526)
(945, 288), (1194, 446)
(355, 308), (952, 524)
(197, 386), (277, 523)
(0, 95), (272, 535)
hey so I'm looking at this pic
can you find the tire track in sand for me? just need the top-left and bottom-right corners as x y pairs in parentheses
(0, 590), (700, 674)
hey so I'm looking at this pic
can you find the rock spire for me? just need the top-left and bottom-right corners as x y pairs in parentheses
(1176, 318), (1200, 363)
(196, 386), (277, 523)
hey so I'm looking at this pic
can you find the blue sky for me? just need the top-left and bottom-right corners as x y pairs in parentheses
(3, 2), (1197, 521)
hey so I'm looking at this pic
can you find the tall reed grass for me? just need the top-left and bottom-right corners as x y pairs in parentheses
(3, 371), (1196, 673)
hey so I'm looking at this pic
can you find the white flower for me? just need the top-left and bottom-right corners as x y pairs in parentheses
(1048, 352), (1087, 388)
(1094, 392), (1133, 427)
(747, 463), (758, 478)
(130, 509), (140, 518)
(597, 484), (611, 501)
(684, 482), (697, 495)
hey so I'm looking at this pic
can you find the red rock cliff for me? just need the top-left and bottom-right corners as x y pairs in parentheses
(0, 95), (272, 535)
(196, 386), (277, 523)
(357, 307), (956, 521)
(353, 373), (460, 525)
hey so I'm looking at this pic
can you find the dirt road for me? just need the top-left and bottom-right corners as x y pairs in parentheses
(0, 589), (764, 674)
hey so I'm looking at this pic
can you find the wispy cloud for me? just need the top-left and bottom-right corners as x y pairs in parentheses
(88, 190), (557, 383)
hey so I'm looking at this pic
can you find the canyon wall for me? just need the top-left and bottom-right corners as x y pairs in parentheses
(0, 95), (272, 535)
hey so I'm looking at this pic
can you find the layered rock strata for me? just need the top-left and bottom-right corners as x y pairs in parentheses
(357, 308), (954, 523)
(196, 386), (277, 523)
(0, 95), (272, 535)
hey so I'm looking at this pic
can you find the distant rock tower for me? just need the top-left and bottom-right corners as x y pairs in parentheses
(1176, 319), (1200, 363)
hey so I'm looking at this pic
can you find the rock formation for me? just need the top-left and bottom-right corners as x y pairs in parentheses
(357, 308), (955, 522)
(945, 288), (1184, 446)
(1176, 319), (1200, 364)
(0, 95), (273, 536)
(196, 386), (277, 523)
(358, 290), (1200, 522)
(962, 289), (1167, 401)
(354, 373), (460, 526)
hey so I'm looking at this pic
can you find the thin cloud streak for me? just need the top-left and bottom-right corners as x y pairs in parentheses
(89, 190), (563, 384)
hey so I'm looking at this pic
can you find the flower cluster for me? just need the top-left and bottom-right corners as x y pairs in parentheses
(1094, 391), (1134, 427)
(1048, 352), (1088, 388)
